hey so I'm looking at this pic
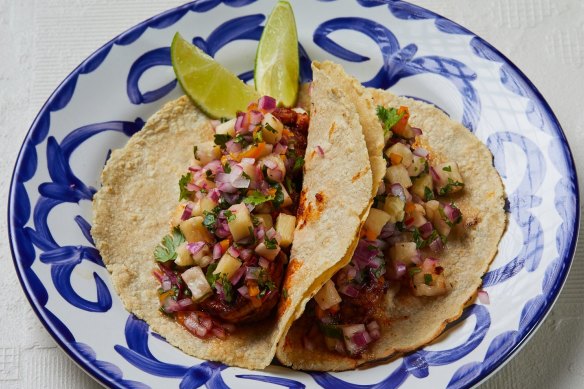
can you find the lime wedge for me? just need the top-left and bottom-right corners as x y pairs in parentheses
(254, 0), (299, 107)
(171, 33), (259, 119)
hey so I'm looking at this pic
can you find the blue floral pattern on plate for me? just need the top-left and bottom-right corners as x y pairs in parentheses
(8, 0), (578, 388)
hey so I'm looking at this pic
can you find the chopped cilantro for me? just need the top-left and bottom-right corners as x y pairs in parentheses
(409, 267), (421, 277)
(223, 162), (232, 174)
(214, 134), (232, 148)
(264, 122), (277, 133)
(202, 210), (218, 232)
(233, 133), (245, 144)
(293, 156), (305, 172)
(224, 210), (236, 222)
(220, 117), (229, 123)
(442, 165), (452, 172)
(243, 190), (275, 205)
(424, 273), (433, 285)
(264, 237), (278, 249)
(438, 178), (464, 196)
(319, 323), (343, 339)
(253, 130), (264, 143)
(206, 263), (219, 286)
(219, 274), (234, 303)
(154, 228), (185, 262)
(273, 185), (285, 209)
(178, 172), (193, 201)
(413, 228), (441, 249)
(376, 106), (404, 136)
(424, 186), (435, 201)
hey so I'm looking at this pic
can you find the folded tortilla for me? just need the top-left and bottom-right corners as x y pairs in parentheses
(276, 65), (506, 371)
(92, 64), (374, 368)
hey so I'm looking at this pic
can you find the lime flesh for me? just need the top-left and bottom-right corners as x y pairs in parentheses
(171, 33), (259, 119)
(254, 0), (299, 107)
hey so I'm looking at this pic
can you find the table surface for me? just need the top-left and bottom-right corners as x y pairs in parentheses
(1, 1), (583, 388)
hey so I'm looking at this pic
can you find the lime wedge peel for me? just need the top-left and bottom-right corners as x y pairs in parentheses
(254, 0), (300, 107)
(171, 33), (259, 119)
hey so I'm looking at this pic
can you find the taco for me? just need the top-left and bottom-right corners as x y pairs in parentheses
(92, 79), (374, 368)
(276, 62), (506, 370)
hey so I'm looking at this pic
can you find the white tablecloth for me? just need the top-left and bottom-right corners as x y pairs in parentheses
(1, 1), (582, 388)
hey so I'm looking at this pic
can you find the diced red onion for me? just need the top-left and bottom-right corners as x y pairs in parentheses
(404, 216), (415, 229)
(339, 283), (360, 298)
(413, 147), (429, 157)
(478, 289), (490, 304)
(352, 239), (379, 269)
(239, 248), (253, 261)
(380, 222), (396, 239)
(209, 189), (221, 202)
(227, 246), (240, 258)
(368, 256), (382, 269)
(274, 143), (288, 155)
(347, 266), (357, 280)
(237, 285), (250, 298)
(249, 110), (264, 125)
(187, 241), (206, 255)
(203, 160), (223, 174)
(246, 267), (261, 280)
(352, 331), (372, 348)
(213, 243), (223, 260)
(444, 203), (462, 224)
(241, 157), (255, 165)
(162, 297), (181, 313)
(266, 228), (277, 240)
(422, 257), (439, 272)
(186, 182), (199, 192)
(181, 204), (194, 221)
(225, 139), (242, 154)
(316, 145), (325, 157)
(177, 298), (193, 308)
(267, 168), (283, 182)
(390, 183), (406, 202)
(263, 159), (277, 169)
(429, 237), (444, 252)
(255, 226), (266, 240)
(188, 165), (201, 172)
(258, 257), (270, 268)
(393, 261), (406, 279)
(210, 327), (226, 339)
(430, 166), (441, 183)
(258, 96), (276, 112)
(411, 127), (422, 136)
(234, 114), (246, 134)
(161, 278), (172, 292)
(230, 265), (246, 285)
(419, 222), (434, 239)
(404, 187), (413, 202)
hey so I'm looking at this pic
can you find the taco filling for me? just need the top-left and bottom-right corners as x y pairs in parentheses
(151, 96), (309, 339)
(301, 104), (466, 356)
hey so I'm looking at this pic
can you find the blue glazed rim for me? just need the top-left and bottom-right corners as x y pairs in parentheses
(7, 1), (579, 388)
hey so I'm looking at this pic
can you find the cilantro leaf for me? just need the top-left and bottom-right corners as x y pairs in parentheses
(178, 172), (193, 201)
(438, 178), (464, 196)
(154, 228), (185, 262)
(442, 165), (452, 172)
(202, 209), (218, 232)
(424, 273), (433, 285)
(214, 134), (232, 148)
(243, 190), (275, 206)
(264, 122), (277, 133)
(206, 263), (219, 286)
(224, 210), (236, 222)
(273, 185), (285, 209)
(424, 186), (435, 201)
(376, 106), (404, 136)
(219, 274), (234, 303)
(264, 237), (278, 249)
(293, 156), (305, 172)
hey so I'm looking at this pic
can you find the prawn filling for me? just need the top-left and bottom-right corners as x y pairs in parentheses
(152, 96), (309, 339)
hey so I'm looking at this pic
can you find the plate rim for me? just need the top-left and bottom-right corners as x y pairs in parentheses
(7, 1), (580, 388)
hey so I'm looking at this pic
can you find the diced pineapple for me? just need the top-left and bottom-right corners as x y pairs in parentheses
(411, 209), (428, 228)
(388, 242), (418, 265)
(314, 280), (342, 311)
(433, 162), (464, 195)
(175, 242), (194, 267)
(191, 244), (211, 266)
(386, 165), (412, 188)
(180, 216), (213, 243)
(257, 143), (273, 158)
(198, 196), (217, 214)
(279, 184), (293, 208)
(215, 118), (236, 137)
(411, 174), (433, 200)
(170, 203), (189, 227)
(182, 266), (212, 302)
(241, 159), (258, 182)
(213, 252), (242, 279)
(275, 213), (296, 248)
(255, 213), (274, 230)
(383, 196), (405, 223)
(261, 113), (284, 144)
(412, 272), (449, 297)
(227, 203), (254, 241)
(424, 200), (451, 236)
(255, 242), (280, 261)
(194, 141), (221, 166)
(363, 208), (391, 240)
(385, 142), (413, 167)
(408, 156), (426, 177)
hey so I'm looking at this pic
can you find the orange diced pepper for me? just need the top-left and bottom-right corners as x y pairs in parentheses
(247, 102), (258, 111)
(364, 228), (378, 241)
(248, 283), (260, 297)
(405, 202), (416, 214)
(390, 153), (403, 165)
(392, 106), (410, 134)
(282, 128), (294, 137)
(238, 142), (266, 160)
(219, 239), (230, 252)
(158, 290), (174, 304)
